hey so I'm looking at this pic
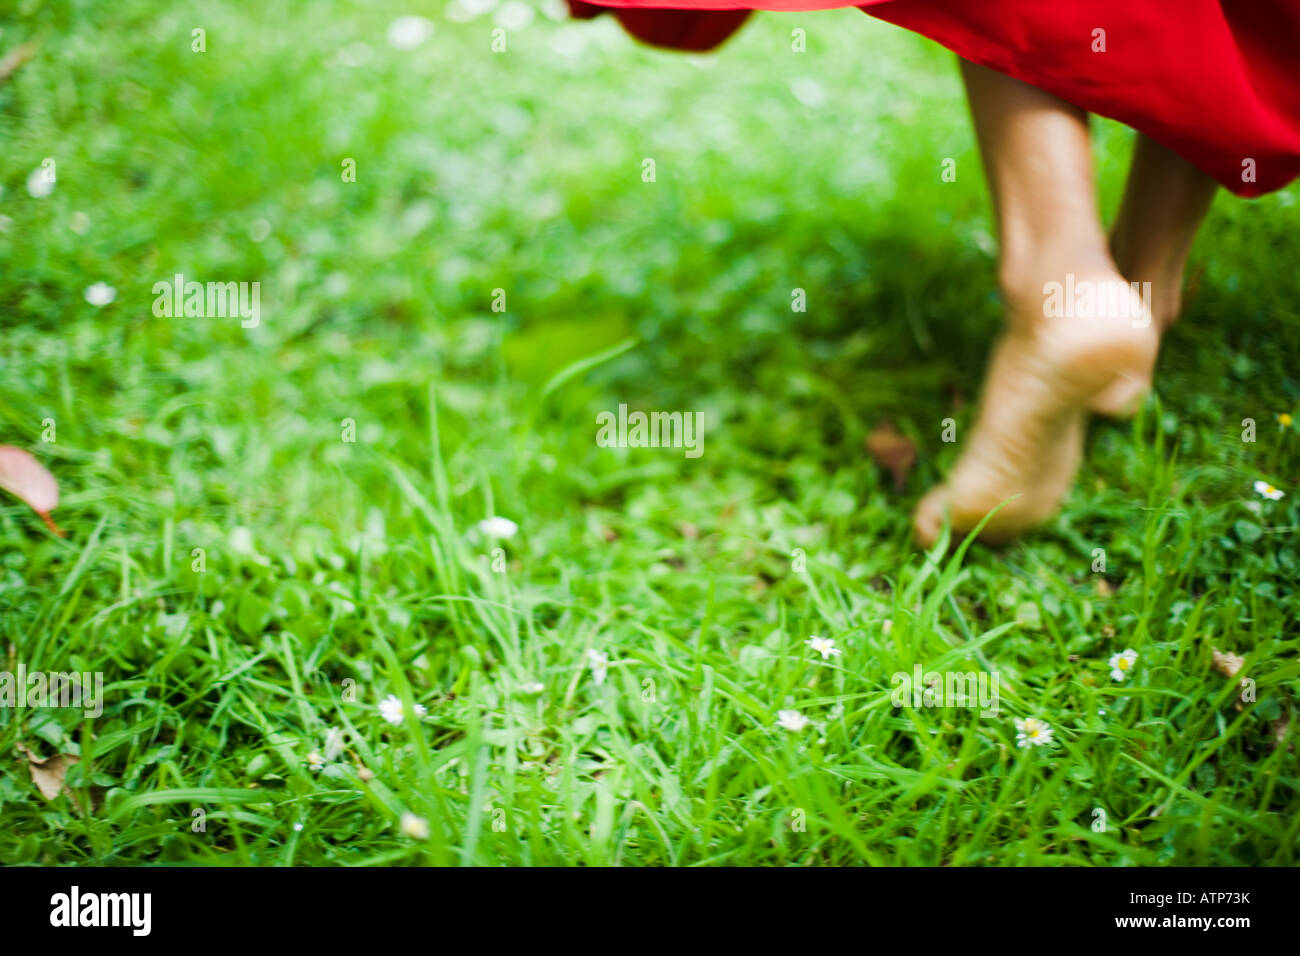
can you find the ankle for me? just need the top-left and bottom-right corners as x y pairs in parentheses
(997, 242), (1120, 329)
(1109, 235), (1187, 328)
(1112, 262), (1183, 328)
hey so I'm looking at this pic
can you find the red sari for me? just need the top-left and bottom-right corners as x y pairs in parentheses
(566, 0), (1300, 197)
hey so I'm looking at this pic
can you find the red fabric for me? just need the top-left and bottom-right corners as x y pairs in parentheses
(568, 0), (751, 50)
(566, 0), (1300, 197)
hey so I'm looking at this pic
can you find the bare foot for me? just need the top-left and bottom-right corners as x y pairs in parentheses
(914, 263), (1158, 547)
(1089, 260), (1181, 416)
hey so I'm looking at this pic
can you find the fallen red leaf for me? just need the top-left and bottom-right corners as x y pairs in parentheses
(0, 446), (63, 535)
(865, 423), (917, 492)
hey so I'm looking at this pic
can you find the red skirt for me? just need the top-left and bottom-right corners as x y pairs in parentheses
(567, 0), (1300, 197)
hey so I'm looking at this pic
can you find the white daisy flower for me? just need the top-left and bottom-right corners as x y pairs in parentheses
(587, 649), (609, 686)
(790, 77), (827, 109)
(323, 726), (345, 761)
(541, 0), (571, 22)
(306, 750), (325, 772)
(400, 811), (430, 840)
(1108, 648), (1138, 682)
(494, 1), (534, 30)
(378, 693), (426, 725)
(27, 166), (54, 198)
(387, 15), (434, 50)
(805, 636), (842, 660)
(477, 515), (518, 539)
(84, 282), (116, 307)
(1254, 480), (1285, 501)
(1014, 717), (1055, 748)
(520, 681), (545, 695)
(777, 709), (810, 732)
(882, 619), (893, 636)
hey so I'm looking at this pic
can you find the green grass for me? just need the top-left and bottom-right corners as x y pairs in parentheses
(1, 0), (1297, 866)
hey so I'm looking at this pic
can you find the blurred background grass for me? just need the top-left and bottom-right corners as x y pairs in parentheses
(4, 0), (1297, 562)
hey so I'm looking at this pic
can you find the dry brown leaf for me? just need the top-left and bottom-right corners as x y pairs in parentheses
(15, 743), (80, 802)
(0, 446), (63, 535)
(1211, 647), (1246, 679)
(29, 754), (80, 801)
(865, 423), (917, 492)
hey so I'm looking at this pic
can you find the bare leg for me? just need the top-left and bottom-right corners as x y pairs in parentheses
(1088, 135), (1216, 414)
(1108, 133), (1217, 330)
(914, 61), (1159, 546)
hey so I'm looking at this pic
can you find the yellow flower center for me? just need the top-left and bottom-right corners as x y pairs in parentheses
(1281, 414), (1294, 427)
(1119, 658), (1130, 670)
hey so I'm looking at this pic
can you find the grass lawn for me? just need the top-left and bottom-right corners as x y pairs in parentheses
(1, 0), (1298, 866)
